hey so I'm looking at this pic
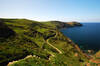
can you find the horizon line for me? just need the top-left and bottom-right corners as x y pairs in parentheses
(0, 17), (100, 23)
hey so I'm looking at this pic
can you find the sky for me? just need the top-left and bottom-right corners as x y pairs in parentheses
(0, 0), (100, 22)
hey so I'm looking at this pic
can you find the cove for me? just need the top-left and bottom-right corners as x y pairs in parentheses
(61, 23), (100, 51)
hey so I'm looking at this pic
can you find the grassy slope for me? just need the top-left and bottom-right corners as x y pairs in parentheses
(0, 19), (87, 66)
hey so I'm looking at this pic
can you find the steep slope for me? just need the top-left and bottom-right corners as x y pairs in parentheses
(0, 18), (86, 66)
(0, 21), (15, 38)
(87, 50), (100, 66)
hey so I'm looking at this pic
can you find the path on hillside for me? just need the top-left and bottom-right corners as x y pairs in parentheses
(45, 31), (62, 54)
(46, 38), (62, 54)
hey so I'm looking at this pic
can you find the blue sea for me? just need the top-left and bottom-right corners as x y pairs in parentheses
(61, 23), (100, 51)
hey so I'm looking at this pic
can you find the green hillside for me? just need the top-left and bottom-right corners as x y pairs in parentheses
(0, 18), (87, 66)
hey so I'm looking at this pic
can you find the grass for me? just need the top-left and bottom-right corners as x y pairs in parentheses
(0, 18), (87, 66)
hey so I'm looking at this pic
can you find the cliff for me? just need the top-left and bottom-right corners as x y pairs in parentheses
(67, 21), (82, 26)
(0, 18), (86, 66)
(42, 21), (82, 29)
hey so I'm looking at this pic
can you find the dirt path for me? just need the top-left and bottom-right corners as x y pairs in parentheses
(46, 39), (62, 54)
(45, 31), (62, 54)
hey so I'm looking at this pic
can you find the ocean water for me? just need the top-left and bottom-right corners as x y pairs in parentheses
(61, 23), (100, 51)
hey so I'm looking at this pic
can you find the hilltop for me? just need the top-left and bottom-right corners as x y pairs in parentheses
(0, 18), (86, 66)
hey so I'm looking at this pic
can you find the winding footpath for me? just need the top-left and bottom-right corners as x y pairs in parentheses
(46, 38), (62, 54)
(45, 31), (62, 54)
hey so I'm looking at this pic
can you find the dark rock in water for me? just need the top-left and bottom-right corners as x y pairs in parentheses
(0, 22), (15, 38)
